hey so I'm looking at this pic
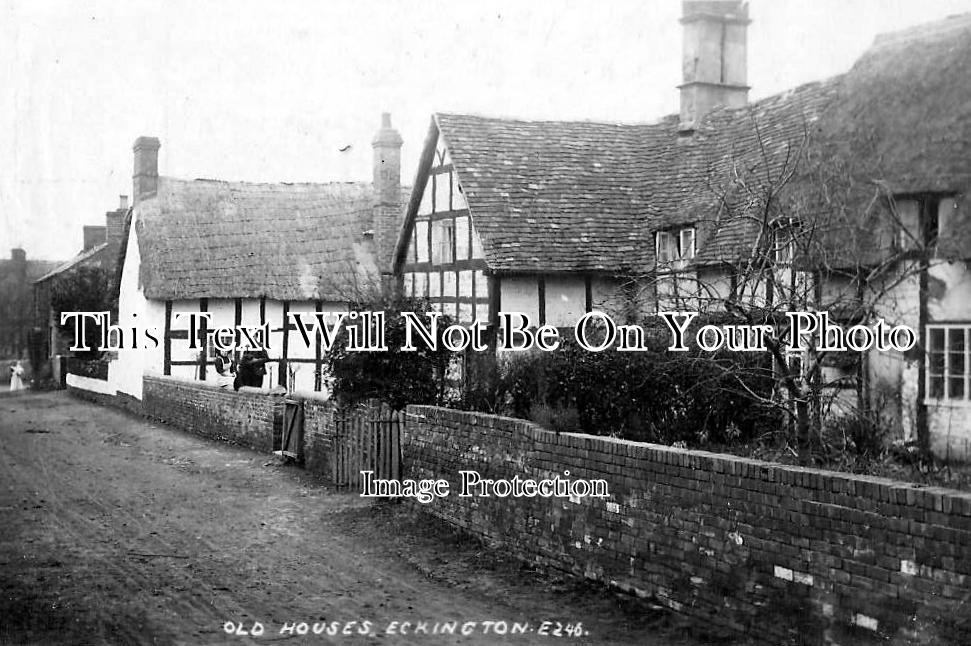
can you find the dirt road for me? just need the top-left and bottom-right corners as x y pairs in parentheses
(0, 392), (709, 646)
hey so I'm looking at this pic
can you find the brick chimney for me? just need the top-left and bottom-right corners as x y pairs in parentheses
(678, 1), (750, 132)
(133, 136), (161, 206)
(105, 197), (128, 252)
(371, 113), (404, 275)
(372, 113), (403, 206)
(83, 225), (107, 251)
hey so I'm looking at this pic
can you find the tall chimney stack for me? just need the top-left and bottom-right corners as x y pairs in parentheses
(371, 113), (403, 206)
(132, 136), (161, 206)
(678, 1), (750, 132)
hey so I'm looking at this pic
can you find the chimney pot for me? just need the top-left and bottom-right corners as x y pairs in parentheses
(119, 195), (129, 210)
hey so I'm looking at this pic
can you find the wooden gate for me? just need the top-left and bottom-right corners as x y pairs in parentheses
(331, 408), (402, 488)
(275, 398), (304, 460)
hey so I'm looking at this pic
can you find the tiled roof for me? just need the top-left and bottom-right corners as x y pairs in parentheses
(33, 243), (111, 284)
(425, 12), (971, 273)
(136, 178), (405, 301)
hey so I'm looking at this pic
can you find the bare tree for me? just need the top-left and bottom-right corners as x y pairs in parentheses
(623, 113), (929, 459)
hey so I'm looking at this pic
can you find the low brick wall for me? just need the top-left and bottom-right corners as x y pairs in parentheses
(68, 385), (143, 416)
(142, 375), (283, 453)
(403, 405), (971, 645)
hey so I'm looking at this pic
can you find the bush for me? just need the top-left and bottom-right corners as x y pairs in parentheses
(324, 294), (458, 410)
(494, 321), (778, 446)
(67, 356), (109, 380)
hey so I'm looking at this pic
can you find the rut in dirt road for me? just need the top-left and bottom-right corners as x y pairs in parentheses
(0, 392), (694, 646)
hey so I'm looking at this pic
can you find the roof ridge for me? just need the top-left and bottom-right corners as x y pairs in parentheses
(33, 242), (110, 283)
(871, 11), (971, 49)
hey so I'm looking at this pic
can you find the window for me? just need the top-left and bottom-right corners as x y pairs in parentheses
(771, 218), (799, 265)
(927, 325), (970, 401)
(656, 227), (695, 267)
(432, 219), (455, 264)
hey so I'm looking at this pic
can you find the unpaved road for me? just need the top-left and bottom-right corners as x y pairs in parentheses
(0, 392), (709, 646)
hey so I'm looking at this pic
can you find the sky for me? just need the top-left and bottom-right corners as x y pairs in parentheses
(3, 0), (971, 261)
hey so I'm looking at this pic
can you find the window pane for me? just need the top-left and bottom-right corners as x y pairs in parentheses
(948, 376), (965, 399)
(929, 375), (944, 399)
(657, 232), (676, 264)
(929, 327), (945, 353)
(680, 229), (696, 259)
(458, 269), (473, 298)
(949, 351), (965, 377)
(948, 328), (965, 351)
(413, 273), (427, 298)
(443, 271), (457, 298)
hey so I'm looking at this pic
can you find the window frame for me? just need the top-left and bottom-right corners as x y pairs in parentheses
(771, 218), (799, 265)
(655, 226), (696, 269)
(432, 218), (455, 265)
(926, 324), (971, 403)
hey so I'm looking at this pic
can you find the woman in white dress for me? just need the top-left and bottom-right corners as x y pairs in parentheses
(9, 361), (25, 391)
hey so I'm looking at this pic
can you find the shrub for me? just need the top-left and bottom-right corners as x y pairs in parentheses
(324, 294), (458, 410)
(495, 333), (778, 446)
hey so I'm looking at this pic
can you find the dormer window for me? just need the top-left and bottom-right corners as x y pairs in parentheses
(656, 227), (695, 269)
(771, 218), (799, 265)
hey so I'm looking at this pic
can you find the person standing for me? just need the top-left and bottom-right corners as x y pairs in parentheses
(233, 348), (269, 391)
(9, 361), (25, 391)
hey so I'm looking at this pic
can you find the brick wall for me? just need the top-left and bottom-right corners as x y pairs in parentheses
(142, 375), (282, 453)
(295, 393), (337, 476)
(403, 405), (971, 645)
(68, 385), (142, 416)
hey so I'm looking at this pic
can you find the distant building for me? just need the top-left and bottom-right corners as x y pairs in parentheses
(0, 248), (60, 374)
(33, 196), (129, 369)
(112, 114), (407, 399)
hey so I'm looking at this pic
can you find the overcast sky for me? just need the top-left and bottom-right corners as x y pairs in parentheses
(3, 0), (971, 261)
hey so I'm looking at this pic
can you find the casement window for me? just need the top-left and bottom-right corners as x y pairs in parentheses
(771, 218), (799, 265)
(656, 227), (695, 267)
(432, 219), (455, 265)
(927, 325), (970, 401)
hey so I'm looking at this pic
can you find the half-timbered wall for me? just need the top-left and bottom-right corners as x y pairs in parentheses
(160, 297), (345, 394)
(401, 136), (489, 324)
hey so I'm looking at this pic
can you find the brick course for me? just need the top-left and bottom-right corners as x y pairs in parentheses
(403, 405), (971, 645)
